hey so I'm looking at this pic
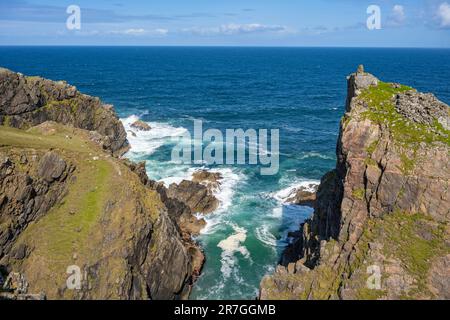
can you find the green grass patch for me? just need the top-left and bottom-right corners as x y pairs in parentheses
(352, 188), (365, 200)
(399, 152), (416, 175)
(359, 82), (450, 147)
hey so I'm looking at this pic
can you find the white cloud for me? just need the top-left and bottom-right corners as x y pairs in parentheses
(387, 5), (406, 26)
(437, 2), (450, 27)
(110, 28), (169, 36)
(123, 28), (146, 35)
(154, 28), (169, 35)
(219, 23), (287, 35)
(182, 23), (289, 36)
(393, 5), (405, 22)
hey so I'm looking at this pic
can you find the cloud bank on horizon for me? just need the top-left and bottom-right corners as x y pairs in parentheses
(0, 0), (449, 47)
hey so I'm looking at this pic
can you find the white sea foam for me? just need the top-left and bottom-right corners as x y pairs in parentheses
(298, 151), (334, 160)
(255, 225), (280, 248)
(217, 223), (250, 279)
(271, 179), (320, 204)
(121, 115), (188, 157)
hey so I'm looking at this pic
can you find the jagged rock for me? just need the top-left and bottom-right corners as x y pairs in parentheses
(0, 68), (129, 156)
(346, 65), (379, 111)
(37, 152), (67, 183)
(260, 66), (450, 300)
(0, 149), (74, 261)
(285, 184), (318, 207)
(130, 120), (151, 131)
(395, 91), (450, 130)
(427, 254), (450, 299)
(192, 170), (222, 191)
(123, 160), (207, 238)
(167, 180), (220, 214)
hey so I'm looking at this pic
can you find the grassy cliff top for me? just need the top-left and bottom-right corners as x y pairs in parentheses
(358, 81), (450, 147)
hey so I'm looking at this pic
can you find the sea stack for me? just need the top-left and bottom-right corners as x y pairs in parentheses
(260, 66), (450, 300)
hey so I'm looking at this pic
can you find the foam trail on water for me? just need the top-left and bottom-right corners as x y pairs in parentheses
(217, 223), (250, 279)
(255, 225), (281, 248)
(254, 179), (319, 249)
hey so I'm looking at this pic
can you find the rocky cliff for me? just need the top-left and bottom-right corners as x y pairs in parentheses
(0, 68), (129, 157)
(260, 66), (450, 300)
(0, 69), (203, 300)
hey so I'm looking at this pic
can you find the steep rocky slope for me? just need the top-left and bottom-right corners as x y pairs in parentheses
(0, 69), (203, 300)
(260, 66), (449, 300)
(0, 68), (129, 156)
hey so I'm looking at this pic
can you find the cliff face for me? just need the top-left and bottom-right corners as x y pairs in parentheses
(260, 66), (450, 300)
(0, 68), (129, 157)
(0, 69), (203, 300)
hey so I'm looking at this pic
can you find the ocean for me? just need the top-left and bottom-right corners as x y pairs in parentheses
(1, 46), (449, 299)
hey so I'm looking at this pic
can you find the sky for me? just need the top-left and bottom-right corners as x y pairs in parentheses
(1, 0), (450, 47)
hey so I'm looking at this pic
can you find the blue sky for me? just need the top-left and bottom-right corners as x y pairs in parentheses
(1, 0), (449, 47)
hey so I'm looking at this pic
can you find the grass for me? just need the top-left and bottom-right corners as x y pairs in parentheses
(0, 124), (163, 298)
(359, 81), (450, 147)
(399, 152), (416, 175)
(352, 188), (365, 200)
(381, 212), (447, 290)
(0, 125), (89, 153)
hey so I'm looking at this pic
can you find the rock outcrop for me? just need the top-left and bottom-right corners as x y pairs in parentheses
(167, 180), (220, 215)
(285, 184), (318, 208)
(131, 120), (151, 131)
(0, 69), (204, 300)
(260, 66), (450, 300)
(0, 68), (129, 156)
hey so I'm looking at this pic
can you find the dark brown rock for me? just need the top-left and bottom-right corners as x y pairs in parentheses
(37, 152), (67, 183)
(130, 120), (151, 131)
(167, 180), (219, 214)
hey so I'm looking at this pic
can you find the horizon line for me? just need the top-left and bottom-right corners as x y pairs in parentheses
(1, 45), (450, 49)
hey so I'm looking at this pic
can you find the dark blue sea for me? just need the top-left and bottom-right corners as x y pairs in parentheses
(1, 47), (449, 299)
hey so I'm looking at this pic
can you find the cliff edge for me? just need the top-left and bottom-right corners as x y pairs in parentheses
(260, 66), (450, 300)
(0, 68), (129, 157)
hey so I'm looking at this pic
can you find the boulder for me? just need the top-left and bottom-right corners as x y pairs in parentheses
(192, 170), (222, 191)
(167, 180), (219, 214)
(37, 152), (67, 183)
(131, 120), (151, 131)
(285, 184), (318, 207)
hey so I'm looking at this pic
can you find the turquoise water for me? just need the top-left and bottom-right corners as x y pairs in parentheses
(1, 47), (449, 299)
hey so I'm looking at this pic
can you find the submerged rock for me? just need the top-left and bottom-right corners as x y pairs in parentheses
(131, 120), (151, 131)
(285, 184), (318, 208)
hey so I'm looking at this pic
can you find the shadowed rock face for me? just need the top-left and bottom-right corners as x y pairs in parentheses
(260, 66), (450, 300)
(0, 68), (129, 157)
